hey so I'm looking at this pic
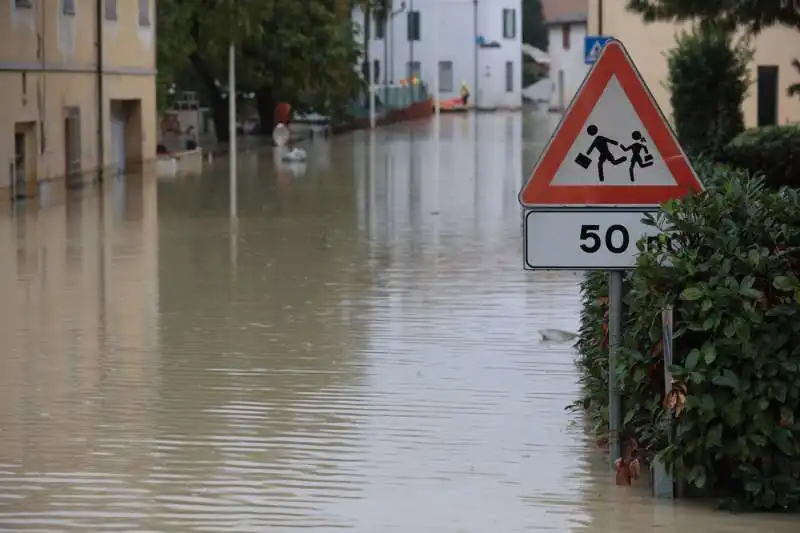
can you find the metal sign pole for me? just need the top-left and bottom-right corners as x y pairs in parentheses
(608, 270), (623, 467)
(652, 305), (676, 498)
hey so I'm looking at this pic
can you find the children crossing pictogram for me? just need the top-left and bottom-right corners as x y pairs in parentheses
(574, 127), (655, 183)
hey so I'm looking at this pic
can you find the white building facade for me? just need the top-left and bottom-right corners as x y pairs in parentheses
(545, 12), (589, 111)
(352, 0), (522, 110)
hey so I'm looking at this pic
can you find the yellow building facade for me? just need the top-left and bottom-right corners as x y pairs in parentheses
(1, 0), (157, 200)
(588, 0), (800, 128)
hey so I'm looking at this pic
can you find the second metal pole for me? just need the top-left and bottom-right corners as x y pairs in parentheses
(228, 42), (237, 218)
(608, 270), (623, 467)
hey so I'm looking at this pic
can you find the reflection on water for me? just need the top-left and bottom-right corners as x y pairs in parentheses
(0, 113), (796, 532)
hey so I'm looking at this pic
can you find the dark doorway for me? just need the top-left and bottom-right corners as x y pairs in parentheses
(757, 65), (779, 127)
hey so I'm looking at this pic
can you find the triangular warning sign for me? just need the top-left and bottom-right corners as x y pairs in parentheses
(519, 39), (702, 208)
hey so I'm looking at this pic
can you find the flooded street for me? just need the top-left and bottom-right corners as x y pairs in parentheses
(0, 113), (796, 532)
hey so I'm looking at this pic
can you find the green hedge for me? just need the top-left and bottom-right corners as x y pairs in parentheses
(723, 125), (800, 189)
(574, 160), (800, 511)
(667, 27), (751, 158)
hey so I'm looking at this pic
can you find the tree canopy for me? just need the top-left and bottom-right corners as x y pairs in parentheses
(157, 0), (364, 141)
(626, 0), (800, 32)
(522, 0), (548, 50)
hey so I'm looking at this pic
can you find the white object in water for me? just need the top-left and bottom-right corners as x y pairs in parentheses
(273, 123), (290, 146)
(281, 147), (307, 162)
(539, 329), (578, 343)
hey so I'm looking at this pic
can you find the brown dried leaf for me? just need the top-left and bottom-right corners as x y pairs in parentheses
(629, 458), (641, 480)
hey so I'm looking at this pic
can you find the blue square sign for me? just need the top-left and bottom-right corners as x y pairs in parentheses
(584, 36), (611, 64)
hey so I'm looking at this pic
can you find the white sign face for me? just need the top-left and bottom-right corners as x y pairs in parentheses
(523, 209), (661, 270)
(550, 76), (678, 188)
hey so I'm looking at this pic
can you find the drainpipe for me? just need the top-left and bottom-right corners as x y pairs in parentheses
(383, 14), (388, 86)
(408, 0), (414, 78)
(473, 0), (478, 110)
(96, 0), (104, 183)
(598, 0), (603, 34)
(40, 0), (47, 155)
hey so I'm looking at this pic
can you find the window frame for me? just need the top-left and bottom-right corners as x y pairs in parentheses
(374, 14), (386, 40)
(138, 0), (151, 26)
(407, 10), (420, 41)
(562, 24), (571, 50)
(502, 8), (516, 39)
(105, 0), (118, 21)
(505, 61), (514, 92)
(438, 61), (454, 93)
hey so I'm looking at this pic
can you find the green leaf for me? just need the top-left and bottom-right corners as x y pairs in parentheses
(700, 394), (715, 412)
(688, 464), (707, 488)
(773, 275), (797, 292)
(739, 286), (764, 299)
(685, 348), (701, 371)
(706, 423), (723, 448)
(681, 287), (705, 301)
(624, 410), (635, 425)
(771, 429), (795, 456)
(712, 369), (739, 390)
(703, 344), (717, 365)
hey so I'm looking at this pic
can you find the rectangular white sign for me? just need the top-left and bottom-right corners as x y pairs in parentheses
(523, 209), (661, 270)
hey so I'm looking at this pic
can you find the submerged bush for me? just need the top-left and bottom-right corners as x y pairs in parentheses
(574, 160), (800, 510)
(723, 125), (800, 189)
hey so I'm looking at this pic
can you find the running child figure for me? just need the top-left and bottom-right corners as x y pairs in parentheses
(620, 130), (654, 182)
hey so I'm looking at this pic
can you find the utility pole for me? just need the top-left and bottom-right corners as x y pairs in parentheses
(473, 0), (479, 110)
(433, 0), (439, 116)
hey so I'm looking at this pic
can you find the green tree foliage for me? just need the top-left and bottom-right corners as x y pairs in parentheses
(626, 0), (800, 32)
(522, 0), (548, 50)
(575, 161), (800, 510)
(666, 26), (751, 158)
(157, 0), (363, 142)
(240, 1), (364, 129)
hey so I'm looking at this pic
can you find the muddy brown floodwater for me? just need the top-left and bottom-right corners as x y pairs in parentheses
(0, 113), (796, 532)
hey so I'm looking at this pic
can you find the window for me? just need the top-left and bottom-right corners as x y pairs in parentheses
(15, 0), (33, 8)
(562, 24), (571, 50)
(505, 61), (514, 92)
(373, 59), (381, 83)
(138, 0), (150, 26)
(63, 0), (76, 15)
(375, 15), (385, 39)
(105, 0), (117, 20)
(407, 11), (420, 41)
(438, 61), (454, 93)
(502, 9), (516, 39)
(406, 61), (421, 79)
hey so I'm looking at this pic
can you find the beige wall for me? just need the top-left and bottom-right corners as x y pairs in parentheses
(0, 0), (157, 194)
(588, 0), (800, 128)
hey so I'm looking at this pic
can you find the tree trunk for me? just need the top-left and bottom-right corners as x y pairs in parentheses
(188, 50), (229, 143)
(256, 88), (277, 134)
(210, 92), (229, 143)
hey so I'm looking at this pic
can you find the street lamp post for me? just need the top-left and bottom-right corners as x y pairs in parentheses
(229, 42), (237, 217)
